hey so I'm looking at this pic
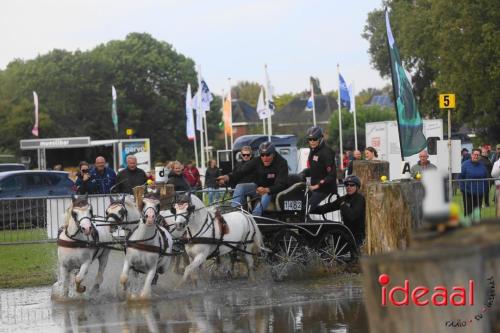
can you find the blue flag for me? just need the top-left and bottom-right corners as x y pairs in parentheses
(338, 74), (351, 109)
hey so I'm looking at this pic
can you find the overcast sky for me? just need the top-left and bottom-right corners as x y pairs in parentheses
(0, 0), (388, 95)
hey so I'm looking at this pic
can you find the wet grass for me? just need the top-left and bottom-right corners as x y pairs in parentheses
(0, 242), (57, 288)
(0, 227), (48, 243)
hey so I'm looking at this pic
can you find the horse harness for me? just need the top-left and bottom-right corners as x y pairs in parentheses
(181, 208), (257, 259)
(125, 224), (172, 257)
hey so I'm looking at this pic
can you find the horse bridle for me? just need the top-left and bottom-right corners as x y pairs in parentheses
(67, 204), (94, 238)
(106, 201), (128, 223)
(142, 198), (163, 225)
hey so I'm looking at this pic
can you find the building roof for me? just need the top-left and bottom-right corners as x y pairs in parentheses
(273, 95), (338, 126)
(231, 100), (260, 124)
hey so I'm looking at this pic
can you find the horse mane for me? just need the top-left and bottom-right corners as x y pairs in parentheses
(63, 202), (74, 227)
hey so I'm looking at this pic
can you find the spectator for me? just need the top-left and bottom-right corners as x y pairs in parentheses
(90, 156), (116, 194)
(365, 147), (378, 161)
(114, 155), (148, 194)
(347, 150), (362, 176)
(183, 160), (201, 190)
(167, 161), (190, 192)
(75, 161), (97, 194)
(53, 164), (63, 171)
(460, 148), (488, 216)
(205, 159), (221, 205)
(491, 153), (500, 215)
(461, 148), (471, 163)
(491, 144), (500, 163)
(410, 150), (437, 178)
(479, 146), (493, 207)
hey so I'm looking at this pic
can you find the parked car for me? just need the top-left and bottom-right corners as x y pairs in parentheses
(0, 163), (26, 172)
(0, 171), (75, 229)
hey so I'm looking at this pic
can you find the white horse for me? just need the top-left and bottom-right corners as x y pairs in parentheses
(54, 195), (112, 298)
(120, 195), (173, 300)
(171, 193), (263, 286)
(105, 194), (141, 236)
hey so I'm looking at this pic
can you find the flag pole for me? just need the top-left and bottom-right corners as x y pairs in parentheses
(197, 66), (206, 169)
(203, 110), (209, 163)
(228, 77), (234, 150)
(188, 83), (199, 167)
(264, 64), (272, 141)
(337, 64), (344, 169)
(352, 83), (358, 151)
(222, 89), (228, 150)
(311, 80), (317, 126)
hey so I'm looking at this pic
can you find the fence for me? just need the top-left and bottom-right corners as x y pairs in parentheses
(0, 195), (111, 245)
(0, 179), (498, 245)
(452, 178), (500, 221)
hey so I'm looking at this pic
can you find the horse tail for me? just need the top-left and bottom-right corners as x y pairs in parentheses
(247, 215), (263, 255)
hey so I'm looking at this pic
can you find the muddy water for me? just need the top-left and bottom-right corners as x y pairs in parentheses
(1, 253), (367, 332)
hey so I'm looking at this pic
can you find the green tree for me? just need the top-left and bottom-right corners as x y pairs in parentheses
(0, 33), (223, 162)
(232, 81), (261, 108)
(363, 0), (500, 142)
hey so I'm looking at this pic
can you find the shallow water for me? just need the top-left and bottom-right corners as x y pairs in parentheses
(1, 253), (367, 332)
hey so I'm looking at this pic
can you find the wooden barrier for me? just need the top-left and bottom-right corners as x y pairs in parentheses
(133, 184), (175, 211)
(365, 180), (424, 254)
(352, 160), (389, 198)
(362, 221), (500, 332)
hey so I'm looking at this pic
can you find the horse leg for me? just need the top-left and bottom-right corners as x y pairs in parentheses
(177, 253), (207, 288)
(244, 248), (256, 282)
(60, 264), (70, 297)
(75, 260), (92, 293)
(92, 250), (109, 292)
(140, 266), (157, 300)
(120, 258), (131, 291)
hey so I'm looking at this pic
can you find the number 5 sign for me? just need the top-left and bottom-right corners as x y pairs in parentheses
(439, 93), (456, 109)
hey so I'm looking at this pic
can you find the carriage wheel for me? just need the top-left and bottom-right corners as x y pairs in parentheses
(269, 230), (308, 281)
(317, 229), (357, 266)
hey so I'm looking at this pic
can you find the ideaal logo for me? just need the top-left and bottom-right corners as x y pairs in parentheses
(378, 274), (495, 328)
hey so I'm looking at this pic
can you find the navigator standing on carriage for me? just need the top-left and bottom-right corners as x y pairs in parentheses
(300, 126), (337, 212)
(218, 142), (289, 216)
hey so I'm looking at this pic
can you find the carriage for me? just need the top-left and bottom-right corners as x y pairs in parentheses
(230, 177), (360, 275)
(54, 180), (358, 299)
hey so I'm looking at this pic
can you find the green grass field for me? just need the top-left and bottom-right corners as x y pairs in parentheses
(0, 242), (57, 288)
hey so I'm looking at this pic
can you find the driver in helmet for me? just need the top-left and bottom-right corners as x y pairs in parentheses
(300, 126), (338, 212)
(310, 175), (365, 247)
(217, 141), (289, 216)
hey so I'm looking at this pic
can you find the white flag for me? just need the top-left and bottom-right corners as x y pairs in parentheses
(264, 66), (275, 116)
(256, 87), (270, 119)
(31, 91), (39, 136)
(191, 78), (213, 113)
(185, 84), (195, 140)
(348, 84), (356, 113)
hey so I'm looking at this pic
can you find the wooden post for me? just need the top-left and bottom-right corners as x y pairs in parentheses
(365, 181), (424, 254)
(362, 245), (489, 333)
(412, 220), (500, 331)
(352, 160), (389, 198)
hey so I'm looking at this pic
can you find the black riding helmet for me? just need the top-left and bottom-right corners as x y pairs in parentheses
(259, 141), (276, 155)
(306, 126), (324, 140)
(344, 175), (361, 188)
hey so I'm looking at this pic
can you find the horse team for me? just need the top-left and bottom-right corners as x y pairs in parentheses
(54, 191), (263, 301)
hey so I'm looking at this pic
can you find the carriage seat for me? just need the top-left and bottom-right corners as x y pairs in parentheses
(247, 174), (306, 213)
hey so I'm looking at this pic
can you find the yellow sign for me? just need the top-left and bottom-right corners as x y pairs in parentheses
(125, 128), (134, 136)
(439, 94), (456, 109)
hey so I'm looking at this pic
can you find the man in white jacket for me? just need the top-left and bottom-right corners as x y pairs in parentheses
(491, 148), (500, 216)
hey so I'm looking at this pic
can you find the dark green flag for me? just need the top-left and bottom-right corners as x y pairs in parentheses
(385, 10), (427, 158)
